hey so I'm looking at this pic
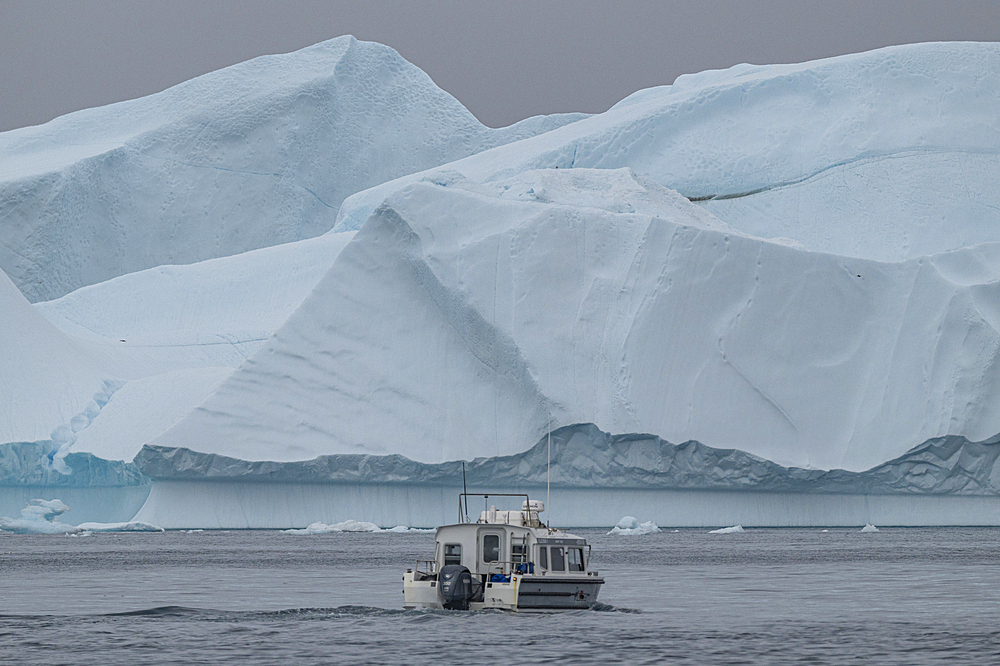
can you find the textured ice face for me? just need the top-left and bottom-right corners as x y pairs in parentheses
(131, 423), (1000, 497)
(335, 42), (1000, 264)
(139, 168), (1000, 471)
(0, 268), (111, 445)
(0, 36), (586, 302)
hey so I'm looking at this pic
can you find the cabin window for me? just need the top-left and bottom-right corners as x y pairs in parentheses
(483, 534), (500, 563)
(512, 542), (525, 562)
(538, 546), (548, 570)
(568, 547), (584, 572)
(551, 546), (565, 572)
(444, 543), (462, 566)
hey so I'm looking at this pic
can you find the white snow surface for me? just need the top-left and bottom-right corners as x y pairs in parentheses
(335, 42), (1000, 264)
(69, 367), (233, 462)
(0, 35), (584, 302)
(35, 231), (356, 378)
(0, 268), (115, 446)
(146, 168), (1000, 471)
(2, 229), (355, 454)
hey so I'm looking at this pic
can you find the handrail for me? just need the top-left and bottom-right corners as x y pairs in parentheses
(414, 559), (437, 576)
(485, 559), (537, 578)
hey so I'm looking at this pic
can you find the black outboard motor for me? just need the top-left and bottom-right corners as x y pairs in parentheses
(438, 565), (476, 610)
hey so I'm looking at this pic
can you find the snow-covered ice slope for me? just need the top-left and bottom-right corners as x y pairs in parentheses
(335, 42), (1000, 264)
(35, 231), (356, 378)
(146, 168), (1000, 472)
(0, 35), (585, 302)
(0, 267), (115, 445)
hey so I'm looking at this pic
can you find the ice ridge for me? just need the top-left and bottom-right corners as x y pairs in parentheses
(133, 423), (1000, 496)
(0, 35), (586, 302)
(0, 442), (148, 487)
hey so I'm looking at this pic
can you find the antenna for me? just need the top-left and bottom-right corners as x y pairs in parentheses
(547, 413), (551, 528)
(462, 462), (469, 522)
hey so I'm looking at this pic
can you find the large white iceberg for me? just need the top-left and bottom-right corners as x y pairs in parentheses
(2, 40), (1000, 528)
(142, 167), (1000, 472)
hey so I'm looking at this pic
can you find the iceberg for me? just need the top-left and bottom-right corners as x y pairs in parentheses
(2, 40), (1000, 528)
(0, 498), (162, 533)
(74, 521), (164, 532)
(0, 499), (80, 534)
(608, 516), (660, 535)
(709, 526), (745, 534)
(283, 520), (383, 534)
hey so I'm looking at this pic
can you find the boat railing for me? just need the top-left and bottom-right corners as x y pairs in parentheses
(414, 559), (438, 580)
(485, 559), (536, 579)
(458, 493), (530, 524)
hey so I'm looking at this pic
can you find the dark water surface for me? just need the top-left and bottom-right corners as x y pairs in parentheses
(2, 527), (1000, 664)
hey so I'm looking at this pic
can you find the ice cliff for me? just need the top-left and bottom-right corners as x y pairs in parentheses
(2, 40), (1000, 527)
(133, 423), (1000, 497)
(143, 168), (1000, 472)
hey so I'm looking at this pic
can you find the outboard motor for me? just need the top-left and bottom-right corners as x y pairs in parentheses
(438, 565), (476, 610)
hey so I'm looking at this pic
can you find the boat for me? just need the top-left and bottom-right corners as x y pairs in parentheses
(402, 493), (604, 611)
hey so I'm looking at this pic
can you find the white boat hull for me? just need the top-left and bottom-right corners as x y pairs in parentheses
(403, 571), (604, 612)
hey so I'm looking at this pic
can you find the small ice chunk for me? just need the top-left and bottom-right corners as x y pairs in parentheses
(75, 521), (165, 532)
(861, 524), (879, 532)
(283, 519), (382, 534)
(0, 499), (80, 534)
(607, 516), (660, 535)
(283, 520), (432, 534)
(709, 525), (745, 534)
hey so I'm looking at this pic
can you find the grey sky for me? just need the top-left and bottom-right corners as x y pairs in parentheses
(2, 0), (999, 132)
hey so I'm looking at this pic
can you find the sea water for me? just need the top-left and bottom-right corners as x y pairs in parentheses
(2, 527), (1000, 664)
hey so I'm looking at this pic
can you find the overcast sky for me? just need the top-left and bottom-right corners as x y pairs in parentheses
(2, 0), (999, 132)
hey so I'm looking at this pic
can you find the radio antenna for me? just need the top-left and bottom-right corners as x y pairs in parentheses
(547, 413), (551, 528)
(462, 461), (469, 523)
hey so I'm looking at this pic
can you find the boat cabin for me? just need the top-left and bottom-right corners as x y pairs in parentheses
(403, 494), (603, 611)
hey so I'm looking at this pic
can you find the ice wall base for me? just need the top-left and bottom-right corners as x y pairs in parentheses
(131, 481), (1000, 529)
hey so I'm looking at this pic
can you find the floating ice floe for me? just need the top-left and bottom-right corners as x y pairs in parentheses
(861, 524), (879, 532)
(709, 525), (745, 534)
(0, 500), (164, 534)
(76, 521), (164, 532)
(282, 520), (431, 534)
(0, 499), (80, 534)
(607, 516), (660, 535)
